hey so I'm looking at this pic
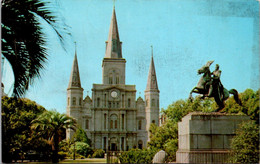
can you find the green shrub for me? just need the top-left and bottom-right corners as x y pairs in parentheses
(229, 121), (259, 163)
(92, 149), (105, 158)
(69, 142), (93, 158)
(118, 148), (156, 163)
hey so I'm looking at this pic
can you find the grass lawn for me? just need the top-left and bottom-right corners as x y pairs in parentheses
(60, 158), (107, 163)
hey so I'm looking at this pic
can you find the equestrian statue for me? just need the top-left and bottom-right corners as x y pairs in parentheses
(189, 61), (242, 112)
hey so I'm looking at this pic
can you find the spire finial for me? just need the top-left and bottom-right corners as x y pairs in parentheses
(113, 0), (116, 7)
(74, 41), (77, 55)
(151, 45), (153, 57)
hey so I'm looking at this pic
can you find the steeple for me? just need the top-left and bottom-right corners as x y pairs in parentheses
(68, 47), (81, 89)
(145, 46), (159, 92)
(105, 6), (122, 58)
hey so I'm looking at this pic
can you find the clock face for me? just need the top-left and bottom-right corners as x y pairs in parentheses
(111, 91), (118, 98)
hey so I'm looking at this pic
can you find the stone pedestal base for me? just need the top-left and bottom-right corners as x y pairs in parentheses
(176, 112), (250, 163)
(176, 150), (229, 163)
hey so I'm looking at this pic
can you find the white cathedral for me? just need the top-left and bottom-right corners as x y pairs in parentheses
(66, 7), (160, 151)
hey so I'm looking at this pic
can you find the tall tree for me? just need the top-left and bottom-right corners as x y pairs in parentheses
(31, 110), (77, 163)
(2, 0), (68, 97)
(1, 97), (47, 163)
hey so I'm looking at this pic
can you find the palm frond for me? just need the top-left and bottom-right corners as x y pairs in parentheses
(1, 0), (70, 97)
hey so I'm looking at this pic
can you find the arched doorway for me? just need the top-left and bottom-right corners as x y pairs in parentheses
(110, 137), (118, 151)
(138, 140), (143, 149)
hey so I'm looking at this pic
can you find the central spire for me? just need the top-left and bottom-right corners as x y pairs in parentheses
(105, 7), (122, 58)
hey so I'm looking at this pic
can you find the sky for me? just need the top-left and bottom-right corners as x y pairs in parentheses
(2, 0), (259, 114)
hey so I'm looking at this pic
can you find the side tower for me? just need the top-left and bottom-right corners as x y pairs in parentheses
(66, 51), (84, 139)
(145, 49), (160, 141)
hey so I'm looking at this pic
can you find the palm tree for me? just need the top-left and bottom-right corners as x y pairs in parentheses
(31, 110), (77, 163)
(2, 0), (69, 97)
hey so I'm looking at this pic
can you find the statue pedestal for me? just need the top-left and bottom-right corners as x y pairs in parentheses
(176, 112), (250, 163)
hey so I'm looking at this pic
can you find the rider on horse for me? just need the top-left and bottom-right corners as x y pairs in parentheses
(207, 64), (224, 100)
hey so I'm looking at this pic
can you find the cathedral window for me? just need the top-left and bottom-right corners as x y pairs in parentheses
(104, 114), (107, 129)
(116, 75), (119, 84)
(110, 114), (118, 129)
(157, 99), (159, 107)
(85, 119), (89, 129)
(110, 120), (113, 129)
(109, 102), (111, 108)
(128, 98), (131, 108)
(104, 137), (107, 151)
(104, 94), (107, 107)
(72, 97), (76, 105)
(146, 100), (148, 107)
(109, 75), (113, 84)
(121, 137), (124, 151)
(122, 114), (124, 130)
(79, 98), (81, 105)
(152, 99), (155, 107)
(97, 98), (100, 107)
(115, 120), (117, 129)
(138, 120), (142, 130)
(67, 97), (70, 106)
(122, 95), (125, 108)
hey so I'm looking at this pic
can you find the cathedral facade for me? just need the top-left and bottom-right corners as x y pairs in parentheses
(66, 7), (160, 151)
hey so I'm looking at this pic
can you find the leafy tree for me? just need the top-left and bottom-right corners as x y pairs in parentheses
(1, 96), (48, 163)
(2, 0), (69, 97)
(31, 110), (77, 163)
(74, 127), (92, 146)
(229, 121), (259, 163)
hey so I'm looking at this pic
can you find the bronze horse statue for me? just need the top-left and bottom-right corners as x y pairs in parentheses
(189, 61), (242, 112)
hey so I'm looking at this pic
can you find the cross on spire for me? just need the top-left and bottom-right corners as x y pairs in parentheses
(151, 45), (153, 57)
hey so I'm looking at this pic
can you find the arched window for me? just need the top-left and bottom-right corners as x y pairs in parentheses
(104, 114), (107, 129)
(122, 94), (125, 107)
(122, 114), (124, 130)
(79, 98), (81, 105)
(138, 140), (143, 149)
(67, 97), (70, 106)
(72, 97), (76, 105)
(115, 120), (117, 129)
(128, 98), (131, 108)
(116, 75), (119, 84)
(110, 120), (113, 129)
(110, 114), (118, 129)
(152, 99), (155, 107)
(157, 99), (159, 107)
(97, 98), (100, 107)
(146, 100), (149, 107)
(85, 119), (89, 129)
(138, 120), (142, 130)
(109, 74), (113, 84)
(104, 94), (107, 107)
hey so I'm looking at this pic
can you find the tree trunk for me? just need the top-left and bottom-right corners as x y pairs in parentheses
(51, 134), (59, 163)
